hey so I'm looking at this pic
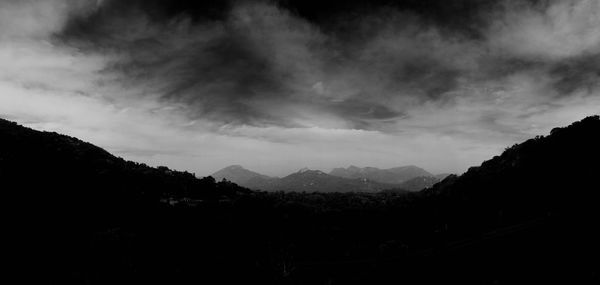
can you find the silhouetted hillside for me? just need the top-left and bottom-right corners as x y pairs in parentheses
(1, 118), (250, 282)
(427, 115), (600, 211)
(411, 115), (600, 283)
(420, 115), (600, 237)
(4, 116), (600, 284)
(0, 119), (249, 202)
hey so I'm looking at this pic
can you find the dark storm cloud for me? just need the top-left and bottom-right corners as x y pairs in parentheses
(60, 1), (302, 126)
(53, 0), (600, 131)
(63, 0), (501, 31)
(549, 55), (600, 96)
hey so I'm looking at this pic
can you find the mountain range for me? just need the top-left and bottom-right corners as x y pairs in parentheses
(329, 165), (432, 184)
(213, 166), (402, 192)
(212, 164), (447, 192)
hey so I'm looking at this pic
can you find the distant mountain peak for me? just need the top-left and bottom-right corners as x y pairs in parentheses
(298, 167), (311, 173)
(223, 164), (246, 170)
(297, 168), (325, 175)
(212, 165), (272, 186)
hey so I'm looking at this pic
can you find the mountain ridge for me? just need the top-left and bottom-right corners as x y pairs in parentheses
(211, 164), (448, 192)
(329, 165), (434, 184)
(212, 164), (275, 186)
(211, 165), (402, 192)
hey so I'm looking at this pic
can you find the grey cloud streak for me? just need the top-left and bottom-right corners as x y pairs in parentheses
(52, 1), (599, 137)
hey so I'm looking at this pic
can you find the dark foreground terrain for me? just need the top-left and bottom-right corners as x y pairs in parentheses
(2, 116), (600, 284)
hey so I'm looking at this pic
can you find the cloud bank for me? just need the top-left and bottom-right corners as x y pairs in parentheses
(1, 0), (599, 175)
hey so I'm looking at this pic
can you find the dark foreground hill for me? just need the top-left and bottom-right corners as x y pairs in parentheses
(3, 116), (600, 284)
(1, 118), (250, 281)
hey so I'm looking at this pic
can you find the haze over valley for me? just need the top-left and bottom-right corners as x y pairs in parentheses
(211, 164), (448, 192)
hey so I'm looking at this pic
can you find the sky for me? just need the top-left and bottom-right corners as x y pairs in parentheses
(1, 0), (599, 177)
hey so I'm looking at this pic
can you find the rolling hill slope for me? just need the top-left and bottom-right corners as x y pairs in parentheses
(4, 116), (600, 284)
